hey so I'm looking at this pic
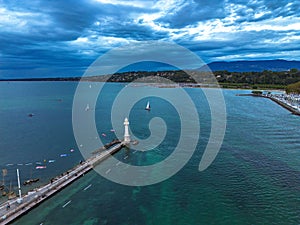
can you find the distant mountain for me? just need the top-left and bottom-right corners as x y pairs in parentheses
(200, 60), (300, 72)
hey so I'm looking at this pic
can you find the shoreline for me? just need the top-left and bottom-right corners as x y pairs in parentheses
(0, 80), (287, 92)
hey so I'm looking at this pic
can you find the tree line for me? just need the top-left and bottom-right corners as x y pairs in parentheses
(2, 68), (299, 91)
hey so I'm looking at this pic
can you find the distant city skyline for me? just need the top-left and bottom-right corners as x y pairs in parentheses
(0, 0), (299, 78)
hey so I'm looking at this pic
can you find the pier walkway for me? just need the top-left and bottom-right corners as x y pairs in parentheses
(0, 142), (124, 225)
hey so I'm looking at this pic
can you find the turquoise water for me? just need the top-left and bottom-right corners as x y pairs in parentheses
(0, 82), (299, 225)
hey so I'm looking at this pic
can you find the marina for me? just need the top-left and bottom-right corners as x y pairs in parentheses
(268, 93), (300, 115)
(237, 92), (300, 115)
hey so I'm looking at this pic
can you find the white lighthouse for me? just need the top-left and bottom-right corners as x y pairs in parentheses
(123, 117), (130, 144)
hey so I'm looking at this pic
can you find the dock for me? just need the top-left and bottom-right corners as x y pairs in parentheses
(0, 141), (125, 225)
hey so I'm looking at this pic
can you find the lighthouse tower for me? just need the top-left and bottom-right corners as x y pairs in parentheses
(123, 117), (130, 144)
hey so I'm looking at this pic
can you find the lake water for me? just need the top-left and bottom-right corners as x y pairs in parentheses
(0, 81), (299, 225)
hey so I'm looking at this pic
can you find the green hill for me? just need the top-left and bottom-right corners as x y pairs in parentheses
(286, 81), (300, 94)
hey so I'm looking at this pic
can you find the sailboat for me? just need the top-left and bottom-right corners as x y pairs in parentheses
(85, 104), (90, 111)
(1, 169), (7, 195)
(145, 101), (150, 111)
(2, 169), (7, 186)
(8, 180), (16, 199)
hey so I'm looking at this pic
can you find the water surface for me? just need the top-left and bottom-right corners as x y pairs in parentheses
(0, 82), (299, 225)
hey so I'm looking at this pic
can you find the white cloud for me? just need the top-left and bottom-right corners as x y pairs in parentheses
(93, 0), (155, 8)
(243, 16), (300, 32)
(214, 50), (300, 61)
(67, 34), (138, 56)
(73, 37), (89, 44)
(0, 6), (53, 35)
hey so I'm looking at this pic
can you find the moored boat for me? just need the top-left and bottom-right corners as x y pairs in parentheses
(23, 178), (40, 185)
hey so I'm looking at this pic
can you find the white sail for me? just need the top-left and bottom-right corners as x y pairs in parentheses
(145, 101), (150, 110)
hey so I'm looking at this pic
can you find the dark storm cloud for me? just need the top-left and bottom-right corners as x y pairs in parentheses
(0, 0), (299, 78)
(177, 28), (300, 62)
(1, 0), (156, 38)
(156, 0), (300, 27)
(92, 21), (168, 40)
(156, 0), (227, 28)
(0, 0), (159, 77)
(231, 0), (300, 23)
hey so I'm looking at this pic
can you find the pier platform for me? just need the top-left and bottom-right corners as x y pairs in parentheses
(0, 142), (124, 225)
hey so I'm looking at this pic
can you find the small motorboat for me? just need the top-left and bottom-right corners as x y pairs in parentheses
(36, 166), (46, 169)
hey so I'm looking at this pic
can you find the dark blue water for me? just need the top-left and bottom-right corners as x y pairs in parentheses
(0, 82), (299, 225)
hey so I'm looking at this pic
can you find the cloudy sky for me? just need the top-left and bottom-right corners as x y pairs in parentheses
(0, 0), (299, 78)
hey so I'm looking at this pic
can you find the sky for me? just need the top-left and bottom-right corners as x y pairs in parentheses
(0, 0), (300, 78)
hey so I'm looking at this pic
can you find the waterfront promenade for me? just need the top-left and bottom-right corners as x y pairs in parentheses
(0, 142), (124, 225)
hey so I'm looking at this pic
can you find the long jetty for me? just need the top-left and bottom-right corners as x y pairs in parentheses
(0, 141), (125, 225)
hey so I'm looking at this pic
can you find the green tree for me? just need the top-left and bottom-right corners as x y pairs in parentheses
(286, 81), (300, 94)
(290, 68), (299, 74)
